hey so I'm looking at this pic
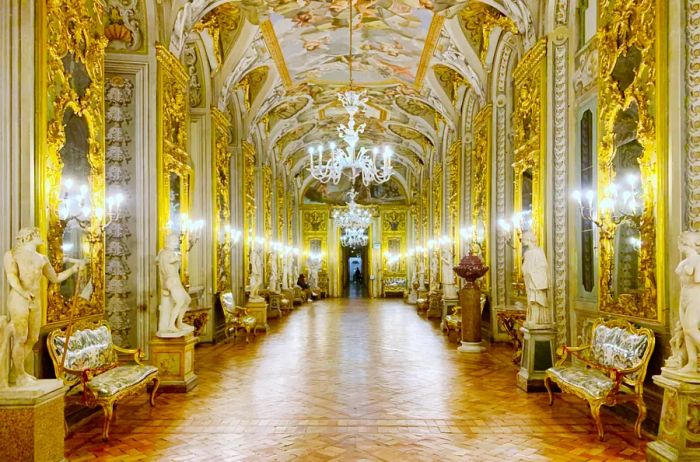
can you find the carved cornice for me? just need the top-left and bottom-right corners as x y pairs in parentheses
(415, 14), (446, 89)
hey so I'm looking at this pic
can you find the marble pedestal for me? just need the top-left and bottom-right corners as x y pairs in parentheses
(458, 285), (485, 353)
(151, 333), (198, 392)
(246, 300), (269, 333)
(517, 325), (556, 392)
(0, 379), (66, 462)
(647, 371), (700, 461)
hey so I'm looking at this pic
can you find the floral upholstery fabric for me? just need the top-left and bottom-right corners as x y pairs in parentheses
(52, 326), (117, 373)
(547, 365), (614, 399)
(590, 325), (648, 381)
(86, 364), (158, 398)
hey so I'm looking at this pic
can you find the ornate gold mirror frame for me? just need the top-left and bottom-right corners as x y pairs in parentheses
(37, 0), (108, 324)
(212, 108), (232, 292)
(512, 39), (547, 297)
(597, 0), (666, 321)
(471, 104), (492, 290)
(242, 141), (256, 284)
(447, 141), (462, 260)
(432, 162), (443, 282)
(302, 207), (328, 271)
(381, 208), (407, 278)
(156, 44), (193, 283)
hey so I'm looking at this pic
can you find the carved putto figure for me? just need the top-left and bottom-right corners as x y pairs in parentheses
(667, 231), (700, 374)
(2, 227), (83, 386)
(156, 233), (193, 337)
(521, 231), (551, 327)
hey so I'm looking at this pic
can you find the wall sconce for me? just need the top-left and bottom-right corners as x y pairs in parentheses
(572, 173), (641, 228)
(460, 224), (485, 255)
(497, 211), (531, 249)
(176, 214), (205, 251)
(58, 178), (124, 233)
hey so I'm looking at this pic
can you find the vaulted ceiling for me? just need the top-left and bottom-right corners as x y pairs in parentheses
(165, 0), (536, 202)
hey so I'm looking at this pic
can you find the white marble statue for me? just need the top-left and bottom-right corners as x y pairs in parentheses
(440, 241), (457, 299)
(0, 316), (13, 388)
(429, 248), (439, 291)
(308, 257), (321, 290)
(521, 231), (551, 327)
(668, 231), (700, 374)
(156, 233), (193, 337)
(249, 241), (264, 301)
(268, 250), (279, 293)
(2, 227), (83, 386)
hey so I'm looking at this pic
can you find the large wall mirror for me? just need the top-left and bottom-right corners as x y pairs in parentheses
(38, 1), (107, 324)
(511, 39), (547, 298)
(156, 45), (192, 284)
(597, 0), (665, 321)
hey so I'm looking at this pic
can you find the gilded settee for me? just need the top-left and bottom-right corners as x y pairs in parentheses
(47, 320), (159, 441)
(220, 292), (257, 343)
(544, 318), (654, 440)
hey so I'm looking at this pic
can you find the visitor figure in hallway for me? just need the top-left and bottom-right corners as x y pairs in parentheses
(353, 267), (362, 284)
(521, 231), (551, 327)
(669, 231), (700, 375)
(297, 273), (316, 301)
(2, 227), (83, 386)
(156, 233), (193, 337)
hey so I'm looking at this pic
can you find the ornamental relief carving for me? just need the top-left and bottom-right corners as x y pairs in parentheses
(574, 39), (599, 99)
(686, 0), (700, 231)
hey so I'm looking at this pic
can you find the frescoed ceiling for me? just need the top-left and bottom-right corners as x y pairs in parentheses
(172, 0), (532, 201)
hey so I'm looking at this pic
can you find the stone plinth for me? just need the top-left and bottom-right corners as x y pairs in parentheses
(457, 285), (485, 353)
(0, 379), (66, 462)
(150, 333), (198, 392)
(517, 325), (556, 392)
(246, 300), (269, 333)
(647, 371), (700, 461)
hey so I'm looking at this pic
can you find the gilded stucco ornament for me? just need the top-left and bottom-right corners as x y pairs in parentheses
(686, 0), (700, 231)
(39, 0), (108, 323)
(105, 0), (143, 52)
(212, 108), (232, 292)
(597, 0), (664, 320)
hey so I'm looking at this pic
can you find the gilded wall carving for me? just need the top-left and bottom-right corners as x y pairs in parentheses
(105, 0), (144, 52)
(597, 0), (665, 321)
(512, 38), (547, 295)
(38, 0), (108, 323)
(242, 141), (256, 283)
(381, 208), (407, 276)
(574, 39), (598, 99)
(212, 108), (231, 292)
(447, 141), (461, 254)
(471, 105), (492, 289)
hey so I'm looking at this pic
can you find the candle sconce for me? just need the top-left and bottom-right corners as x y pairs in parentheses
(571, 173), (642, 229)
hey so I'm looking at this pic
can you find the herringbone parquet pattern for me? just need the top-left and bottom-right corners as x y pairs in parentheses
(64, 298), (647, 461)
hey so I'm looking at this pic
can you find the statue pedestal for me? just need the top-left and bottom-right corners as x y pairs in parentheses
(407, 287), (418, 304)
(647, 371), (700, 461)
(150, 333), (198, 392)
(0, 379), (66, 462)
(246, 300), (269, 333)
(458, 285), (485, 353)
(516, 325), (556, 392)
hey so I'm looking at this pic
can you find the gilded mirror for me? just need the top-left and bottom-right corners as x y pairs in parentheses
(38, 0), (108, 324)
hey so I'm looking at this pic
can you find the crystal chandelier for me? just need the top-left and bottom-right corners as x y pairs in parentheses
(331, 189), (372, 229)
(306, 0), (393, 186)
(340, 227), (368, 248)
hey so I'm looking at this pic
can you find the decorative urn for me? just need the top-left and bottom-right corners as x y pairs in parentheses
(453, 254), (489, 286)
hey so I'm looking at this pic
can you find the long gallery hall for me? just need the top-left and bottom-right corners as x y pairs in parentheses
(0, 1), (695, 461)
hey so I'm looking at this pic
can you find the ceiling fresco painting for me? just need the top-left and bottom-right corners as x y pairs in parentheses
(303, 176), (407, 206)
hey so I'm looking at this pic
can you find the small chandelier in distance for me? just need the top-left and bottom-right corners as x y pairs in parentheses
(332, 188), (372, 229)
(340, 227), (368, 248)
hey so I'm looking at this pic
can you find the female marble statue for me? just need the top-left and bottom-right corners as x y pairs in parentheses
(2, 227), (83, 385)
(268, 249), (278, 293)
(308, 257), (321, 290)
(429, 248), (439, 290)
(249, 241), (264, 301)
(672, 231), (700, 374)
(521, 231), (551, 327)
(156, 233), (193, 337)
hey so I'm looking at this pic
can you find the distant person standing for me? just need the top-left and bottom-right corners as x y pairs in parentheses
(353, 267), (362, 284)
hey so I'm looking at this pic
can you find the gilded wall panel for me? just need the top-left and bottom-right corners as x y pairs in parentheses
(447, 141), (461, 259)
(512, 38), (547, 296)
(381, 208), (408, 277)
(156, 44), (193, 283)
(302, 207), (329, 270)
(212, 108), (231, 292)
(471, 104), (492, 290)
(242, 141), (256, 283)
(597, 0), (666, 321)
(37, 0), (108, 323)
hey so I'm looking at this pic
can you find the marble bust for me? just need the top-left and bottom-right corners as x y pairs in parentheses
(521, 231), (551, 327)
(2, 227), (83, 386)
(666, 231), (700, 375)
(156, 233), (193, 338)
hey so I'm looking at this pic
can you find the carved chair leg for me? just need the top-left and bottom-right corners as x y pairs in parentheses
(101, 403), (114, 441)
(245, 327), (251, 343)
(544, 376), (554, 406)
(634, 397), (647, 439)
(150, 377), (160, 407)
(589, 401), (605, 441)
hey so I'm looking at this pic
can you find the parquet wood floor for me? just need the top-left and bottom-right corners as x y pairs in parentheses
(64, 298), (648, 461)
